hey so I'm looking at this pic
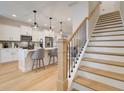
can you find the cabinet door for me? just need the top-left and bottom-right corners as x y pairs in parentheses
(0, 24), (20, 41)
(0, 49), (11, 63)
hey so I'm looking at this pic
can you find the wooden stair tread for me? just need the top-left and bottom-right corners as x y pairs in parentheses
(94, 25), (123, 30)
(93, 29), (124, 33)
(99, 16), (121, 20)
(90, 39), (124, 42)
(92, 34), (124, 37)
(87, 45), (124, 48)
(82, 57), (124, 67)
(95, 22), (122, 28)
(74, 76), (121, 91)
(96, 20), (122, 25)
(97, 18), (121, 23)
(85, 51), (124, 56)
(79, 65), (124, 81)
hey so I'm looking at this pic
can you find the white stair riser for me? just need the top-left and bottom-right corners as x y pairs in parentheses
(94, 24), (123, 30)
(94, 27), (124, 32)
(77, 71), (124, 90)
(84, 53), (124, 63)
(89, 41), (124, 46)
(80, 61), (124, 74)
(92, 31), (124, 36)
(86, 47), (124, 54)
(71, 82), (93, 91)
(91, 36), (124, 40)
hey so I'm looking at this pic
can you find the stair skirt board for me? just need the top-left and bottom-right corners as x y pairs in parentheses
(86, 47), (124, 54)
(71, 82), (93, 91)
(77, 71), (124, 90)
(88, 41), (124, 46)
(92, 32), (124, 36)
(80, 60), (124, 74)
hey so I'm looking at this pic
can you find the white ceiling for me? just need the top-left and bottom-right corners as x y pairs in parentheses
(0, 1), (79, 33)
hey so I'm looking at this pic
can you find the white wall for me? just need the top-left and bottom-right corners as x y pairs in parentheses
(120, 1), (124, 24)
(71, 1), (88, 32)
(100, 1), (120, 14)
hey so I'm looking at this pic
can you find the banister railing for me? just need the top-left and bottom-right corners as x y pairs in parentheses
(57, 2), (101, 90)
(66, 2), (101, 78)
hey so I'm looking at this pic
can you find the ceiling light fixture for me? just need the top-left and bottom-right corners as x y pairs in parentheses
(67, 18), (71, 21)
(44, 24), (47, 26)
(32, 10), (39, 30)
(12, 14), (16, 17)
(49, 17), (53, 32)
(60, 21), (63, 34)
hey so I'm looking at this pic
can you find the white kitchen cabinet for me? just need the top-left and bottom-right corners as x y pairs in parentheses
(20, 25), (32, 36)
(0, 24), (20, 41)
(0, 48), (18, 63)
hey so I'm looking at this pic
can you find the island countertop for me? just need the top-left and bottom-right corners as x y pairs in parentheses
(18, 47), (57, 72)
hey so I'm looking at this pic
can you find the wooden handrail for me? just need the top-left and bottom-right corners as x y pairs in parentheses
(68, 17), (88, 43)
(68, 2), (101, 44)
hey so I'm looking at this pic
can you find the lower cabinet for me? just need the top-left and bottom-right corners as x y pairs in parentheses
(0, 48), (18, 63)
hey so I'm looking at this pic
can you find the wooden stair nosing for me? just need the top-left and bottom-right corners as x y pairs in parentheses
(95, 22), (122, 28)
(74, 75), (122, 91)
(91, 34), (124, 37)
(94, 25), (123, 30)
(93, 29), (124, 33)
(82, 57), (124, 67)
(85, 51), (124, 56)
(79, 65), (124, 82)
(87, 45), (124, 48)
(96, 20), (122, 25)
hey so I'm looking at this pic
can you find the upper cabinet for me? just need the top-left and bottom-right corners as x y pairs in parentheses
(0, 24), (20, 41)
(20, 25), (32, 36)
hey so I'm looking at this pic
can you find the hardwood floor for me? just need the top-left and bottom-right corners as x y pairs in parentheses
(0, 61), (58, 91)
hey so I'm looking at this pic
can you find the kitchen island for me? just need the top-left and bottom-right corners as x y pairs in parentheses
(18, 47), (57, 72)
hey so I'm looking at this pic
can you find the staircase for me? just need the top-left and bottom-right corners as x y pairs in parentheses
(71, 11), (124, 91)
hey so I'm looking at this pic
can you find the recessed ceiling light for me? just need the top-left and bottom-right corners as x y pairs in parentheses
(12, 14), (16, 17)
(67, 18), (71, 21)
(44, 24), (47, 26)
(28, 19), (32, 22)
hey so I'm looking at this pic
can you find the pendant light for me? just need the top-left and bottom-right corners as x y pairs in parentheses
(32, 10), (39, 30)
(49, 17), (52, 32)
(60, 21), (63, 34)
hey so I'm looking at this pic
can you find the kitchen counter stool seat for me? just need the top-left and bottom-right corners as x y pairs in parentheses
(31, 48), (45, 71)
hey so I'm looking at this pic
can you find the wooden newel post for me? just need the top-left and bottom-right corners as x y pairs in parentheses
(57, 38), (68, 91)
